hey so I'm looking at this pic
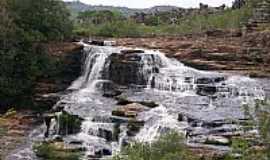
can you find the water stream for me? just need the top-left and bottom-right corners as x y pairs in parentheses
(7, 43), (267, 159)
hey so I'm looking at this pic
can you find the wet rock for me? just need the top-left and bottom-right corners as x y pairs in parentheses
(112, 123), (121, 141)
(95, 148), (112, 157)
(115, 96), (133, 105)
(178, 113), (185, 121)
(112, 103), (148, 118)
(205, 135), (230, 146)
(87, 40), (103, 46)
(108, 52), (161, 86)
(43, 113), (56, 138)
(197, 85), (217, 96)
(127, 120), (144, 136)
(110, 116), (130, 123)
(103, 90), (122, 98)
(87, 40), (116, 46)
(120, 49), (145, 54)
(196, 77), (225, 84)
(98, 128), (113, 141)
(138, 101), (159, 108)
(52, 135), (63, 142)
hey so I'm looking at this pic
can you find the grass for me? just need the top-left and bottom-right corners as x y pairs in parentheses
(74, 6), (253, 38)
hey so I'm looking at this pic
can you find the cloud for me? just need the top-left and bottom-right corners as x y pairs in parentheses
(64, 0), (234, 8)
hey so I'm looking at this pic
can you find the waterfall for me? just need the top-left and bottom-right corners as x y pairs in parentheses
(69, 45), (120, 91)
(11, 43), (267, 160)
(135, 105), (188, 142)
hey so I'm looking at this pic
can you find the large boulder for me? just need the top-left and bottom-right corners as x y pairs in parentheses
(107, 50), (161, 86)
(112, 103), (148, 118)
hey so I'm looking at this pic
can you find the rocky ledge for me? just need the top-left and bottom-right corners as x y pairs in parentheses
(113, 30), (270, 78)
(0, 110), (40, 159)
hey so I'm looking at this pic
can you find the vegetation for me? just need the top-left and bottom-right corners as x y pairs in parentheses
(113, 131), (200, 160)
(112, 100), (270, 160)
(0, 0), (73, 110)
(58, 112), (82, 135)
(74, 3), (255, 37)
(223, 100), (270, 160)
(34, 142), (82, 160)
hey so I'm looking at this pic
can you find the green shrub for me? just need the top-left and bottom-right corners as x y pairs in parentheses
(34, 142), (81, 160)
(226, 100), (270, 160)
(114, 131), (199, 160)
(58, 112), (82, 135)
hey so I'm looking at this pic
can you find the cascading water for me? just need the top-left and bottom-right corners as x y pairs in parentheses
(8, 43), (267, 159)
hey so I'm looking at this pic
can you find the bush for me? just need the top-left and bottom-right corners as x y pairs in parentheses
(34, 142), (81, 160)
(0, 0), (74, 109)
(225, 100), (270, 160)
(58, 112), (82, 135)
(114, 131), (199, 160)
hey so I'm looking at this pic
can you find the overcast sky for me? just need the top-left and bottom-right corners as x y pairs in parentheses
(64, 0), (235, 8)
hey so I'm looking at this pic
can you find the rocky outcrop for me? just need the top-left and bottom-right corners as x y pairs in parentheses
(107, 50), (161, 86)
(114, 33), (270, 77)
(34, 43), (84, 110)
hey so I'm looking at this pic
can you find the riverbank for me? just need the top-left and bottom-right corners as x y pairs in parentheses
(0, 42), (84, 160)
(0, 110), (41, 159)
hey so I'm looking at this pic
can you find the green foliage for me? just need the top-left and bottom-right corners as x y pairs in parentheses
(9, 0), (73, 42)
(114, 131), (199, 160)
(58, 112), (82, 135)
(0, 0), (73, 109)
(74, 5), (254, 37)
(78, 10), (124, 26)
(34, 142), (81, 160)
(226, 100), (270, 160)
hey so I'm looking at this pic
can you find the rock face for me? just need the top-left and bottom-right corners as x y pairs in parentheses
(107, 51), (161, 86)
(34, 43), (84, 110)
(114, 35), (270, 77)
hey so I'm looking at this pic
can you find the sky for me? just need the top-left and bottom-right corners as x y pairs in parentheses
(64, 0), (235, 9)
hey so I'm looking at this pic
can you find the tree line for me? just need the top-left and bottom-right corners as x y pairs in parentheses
(0, 0), (73, 110)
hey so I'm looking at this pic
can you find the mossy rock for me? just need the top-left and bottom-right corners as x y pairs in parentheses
(115, 96), (132, 105)
(34, 142), (82, 160)
(57, 112), (82, 135)
(138, 101), (159, 108)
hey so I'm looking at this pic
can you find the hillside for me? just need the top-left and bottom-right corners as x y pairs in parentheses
(65, 1), (180, 16)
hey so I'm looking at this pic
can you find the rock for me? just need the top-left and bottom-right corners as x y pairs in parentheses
(112, 103), (148, 118)
(205, 135), (230, 145)
(110, 116), (130, 123)
(115, 96), (133, 105)
(95, 148), (112, 157)
(196, 77), (225, 84)
(88, 40), (104, 46)
(197, 85), (217, 96)
(138, 101), (159, 108)
(43, 113), (56, 138)
(103, 90), (122, 98)
(127, 120), (144, 136)
(112, 123), (121, 141)
(178, 113), (185, 121)
(52, 135), (63, 142)
(120, 49), (145, 54)
(108, 52), (161, 86)
(98, 128), (113, 141)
